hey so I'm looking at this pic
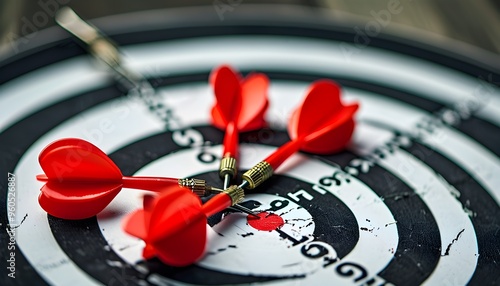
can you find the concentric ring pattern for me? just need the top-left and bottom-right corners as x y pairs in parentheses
(0, 14), (499, 286)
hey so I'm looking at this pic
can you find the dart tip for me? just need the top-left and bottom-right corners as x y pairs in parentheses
(223, 174), (231, 190)
(238, 180), (249, 189)
(230, 204), (261, 218)
(248, 212), (261, 219)
(210, 187), (224, 193)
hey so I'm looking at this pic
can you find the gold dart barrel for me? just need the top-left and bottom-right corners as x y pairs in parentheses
(223, 185), (245, 205)
(219, 155), (237, 178)
(241, 161), (274, 189)
(178, 178), (210, 196)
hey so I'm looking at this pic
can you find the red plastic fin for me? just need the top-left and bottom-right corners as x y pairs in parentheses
(301, 104), (359, 154)
(148, 188), (202, 241)
(289, 80), (343, 139)
(287, 80), (359, 154)
(210, 65), (242, 125)
(142, 243), (157, 259)
(38, 138), (122, 182)
(39, 181), (122, 219)
(237, 73), (269, 131)
(153, 213), (206, 267)
(122, 210), (148, 240)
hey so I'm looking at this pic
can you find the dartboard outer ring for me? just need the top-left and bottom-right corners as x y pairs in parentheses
(1, 5), (499, 286)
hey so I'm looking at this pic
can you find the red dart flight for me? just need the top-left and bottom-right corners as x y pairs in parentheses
(37, 138), (217, 219)
(210, 65), (269, 187)
(123, 185), (244, 266)
(240, 79), (359, 189)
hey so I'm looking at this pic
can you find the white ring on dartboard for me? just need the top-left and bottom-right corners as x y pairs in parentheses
(4, 35), (498, 285)
(354, 123), (478, 285)
(349, 89), (500, 205)
(98, 145), (397, 282)
(202, 193), (319, 276)
(159, 82), (500, 206)
(14, 98), (165, 285)
(11, 80), (494, 285)
(1, 37), (499, 135)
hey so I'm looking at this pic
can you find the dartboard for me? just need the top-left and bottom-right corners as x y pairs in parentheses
(1, 6), (499, 286)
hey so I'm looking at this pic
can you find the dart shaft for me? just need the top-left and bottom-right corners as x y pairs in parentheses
(38, 170), (212, 196)
(242, 113), (352, 189)
(219, 121), (239, 184)
(122, 177), (210, 196)
(241, 104), (359, 190)
(121, 176), (178, 190)
(265, 137), (305, 170)
(223, 121), (239, 158)
(36, 174), (48, 181)
(202, 193), (232, 217)
(202, 185), (244, 217)
(241, 138), (304, 189)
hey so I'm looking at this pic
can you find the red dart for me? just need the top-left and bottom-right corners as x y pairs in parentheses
(123, 184), (244, 266)
(239, 80), (359, 190)
(210, 65), (269, 188)
(36, 138), (219, 220)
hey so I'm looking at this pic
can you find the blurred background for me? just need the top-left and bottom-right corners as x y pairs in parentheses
(1, 0), (499, 56)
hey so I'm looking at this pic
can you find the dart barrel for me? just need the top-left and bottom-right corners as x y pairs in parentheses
(222, 185), (245, 205)
(178, 178), (209, 196)
(242, 161), (274, 189)
(219, 155), (237, 178)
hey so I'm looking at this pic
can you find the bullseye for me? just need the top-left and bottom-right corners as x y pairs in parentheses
(247, 212), (285, 231)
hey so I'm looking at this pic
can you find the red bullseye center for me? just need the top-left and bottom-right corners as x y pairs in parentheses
(247, 211), (284, 231)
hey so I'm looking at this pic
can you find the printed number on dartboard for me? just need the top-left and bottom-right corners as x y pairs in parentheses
(172, 128), (220, 164)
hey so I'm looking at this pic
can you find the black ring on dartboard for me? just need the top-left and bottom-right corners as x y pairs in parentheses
(2, 71), (497, 285)
(0, 84), (124, 285)
(350, 119), (500, 285)
(0, 72), (496, 286)
(1, 9), (499, 84)
(46, 72), (500, 286)
(0, 15), (499, 285)
(318, 150), (442, 285)
(67, 129), (358, 285)
(304, 68), (500, 284)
